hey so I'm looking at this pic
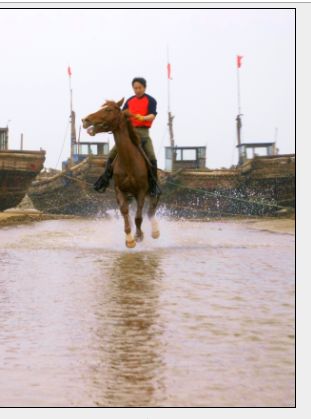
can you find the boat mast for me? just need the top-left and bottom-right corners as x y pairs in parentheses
(167, 48), (175, 148)
(68, 66), (76, 161)
(168, 111), (175, 148)
(236, 55), (243, 165)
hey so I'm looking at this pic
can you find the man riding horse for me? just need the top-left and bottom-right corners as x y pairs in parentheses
(82, 97), (160, 247)
(94, 77), (160, 197)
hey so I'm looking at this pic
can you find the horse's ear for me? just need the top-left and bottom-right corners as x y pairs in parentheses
(116, 97), (125, 108)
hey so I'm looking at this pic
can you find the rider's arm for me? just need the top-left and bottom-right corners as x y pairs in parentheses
(138, 95), (157, 121)
(142, 114), (156, 121)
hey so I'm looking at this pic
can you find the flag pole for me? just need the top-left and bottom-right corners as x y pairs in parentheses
(167, 46), (172, 115)
(68, 66), (76, 162)
(236, 58), (242, 115)
(167, 46), (175, 149)
(236, 55), (243, 164)
(69, 69), (72, 114)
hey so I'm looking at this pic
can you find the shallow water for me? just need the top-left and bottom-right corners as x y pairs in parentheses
(0, 217), (295, 407)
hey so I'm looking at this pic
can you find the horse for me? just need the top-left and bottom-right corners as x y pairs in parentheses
(82, 98), (160, 248)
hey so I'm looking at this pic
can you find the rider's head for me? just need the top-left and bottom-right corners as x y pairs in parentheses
(132, 77), (146, 98)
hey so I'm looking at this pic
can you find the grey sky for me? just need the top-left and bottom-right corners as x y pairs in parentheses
(0, 9), (294, 170)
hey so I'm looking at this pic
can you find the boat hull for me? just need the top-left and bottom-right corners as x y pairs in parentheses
(161, 155), (295, 217)
(28, 154), (295, 218)
(28, 156), (117, 215)
(0, 150), (46, 211)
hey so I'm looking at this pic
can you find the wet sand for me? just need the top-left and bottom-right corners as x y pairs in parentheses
(0, 210), (77, 227)
(0, 216), (295, 406)
(0, 210), (295, 235)
(233, 217), (295, 235)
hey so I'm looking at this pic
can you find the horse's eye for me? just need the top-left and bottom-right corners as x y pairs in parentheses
(105, 108), (112, 112)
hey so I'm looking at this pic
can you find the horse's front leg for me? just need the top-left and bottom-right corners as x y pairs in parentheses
(148, 195), (160, 239)
(115, 187), (136, 248)
(134, 192), (145, 242)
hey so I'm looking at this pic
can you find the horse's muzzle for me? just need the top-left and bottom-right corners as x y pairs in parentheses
(83, 119), (112, 135)
(82, 118), (91, 129)
(87, 126), (96, 136)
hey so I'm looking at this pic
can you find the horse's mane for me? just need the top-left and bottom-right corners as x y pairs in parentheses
(102, 101), (141, 147)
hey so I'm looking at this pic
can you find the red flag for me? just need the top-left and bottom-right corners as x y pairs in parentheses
(167, 63), (172, 80)
(237, 55), (243, 68)
(67, 66), (72, 76)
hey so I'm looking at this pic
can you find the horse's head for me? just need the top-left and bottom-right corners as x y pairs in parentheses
(82, 98), (125, 136)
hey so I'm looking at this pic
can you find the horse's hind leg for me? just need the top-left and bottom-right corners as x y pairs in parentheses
(148, 196), (160, 239)
(134, 193), (145, 242)
(116, 187), (136, 248)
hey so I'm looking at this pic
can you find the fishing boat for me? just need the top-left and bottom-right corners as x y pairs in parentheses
(161, 153), (295, 217)
(159, 58), (295, 217)
(27, 106), (116, 215)
(28, 71), (116, 215)
(28, 152), (116, 215)
(0, 127), (46, 211)
(28, 64), (295, 218)
(160, 115), (295, 217)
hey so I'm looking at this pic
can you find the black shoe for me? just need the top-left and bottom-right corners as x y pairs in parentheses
(94, 174), (110, 192)
(94, 159), (113, 192)
(149, 181), (162, 197)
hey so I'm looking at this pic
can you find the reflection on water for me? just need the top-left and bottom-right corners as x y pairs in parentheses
(0, 218), (295, 407)
(94, 252), (165, 406)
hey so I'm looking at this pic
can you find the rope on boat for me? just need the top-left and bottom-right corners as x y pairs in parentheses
(33, 170), (294, 214)
(55, 121), (70, 169)
(164, 180), (293, 211)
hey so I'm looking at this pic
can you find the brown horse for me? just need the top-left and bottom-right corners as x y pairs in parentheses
(82, 98), (160, 248)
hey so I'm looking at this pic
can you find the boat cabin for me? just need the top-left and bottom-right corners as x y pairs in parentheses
(62, 141), (110, 170)
(165, 146), (206, 172)
(72, 141), (109, 162)
(237, 142), (277, 165)
(0, 127), (9, 151)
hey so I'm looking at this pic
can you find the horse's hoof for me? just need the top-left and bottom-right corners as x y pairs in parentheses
(152, 230), (160, 239)
(126, 240), (136, 248)
(135, 232), (144, 242)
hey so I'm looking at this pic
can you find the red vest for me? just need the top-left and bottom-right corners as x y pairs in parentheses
(123, 94), (157, 128)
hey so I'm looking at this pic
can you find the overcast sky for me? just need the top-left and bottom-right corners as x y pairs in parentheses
(0, 9), (294, 170)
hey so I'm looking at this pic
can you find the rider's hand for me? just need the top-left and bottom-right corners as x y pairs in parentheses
(135, 114), (145, 122)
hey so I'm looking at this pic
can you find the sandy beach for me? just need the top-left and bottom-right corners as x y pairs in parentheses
(0, 209), (295, 235)
(237, 217), (295, 235)
(0, 210), (78, 228)
(1, 215), (295, 407)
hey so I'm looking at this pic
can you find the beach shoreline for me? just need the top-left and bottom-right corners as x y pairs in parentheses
(0, 209), (295, 235)
(0, 210), (79, 228)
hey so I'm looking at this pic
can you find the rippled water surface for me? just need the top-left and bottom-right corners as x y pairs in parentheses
(0, 218), (295, 407)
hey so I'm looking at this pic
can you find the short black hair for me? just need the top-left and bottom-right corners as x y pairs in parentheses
(132, 77), (147, 88)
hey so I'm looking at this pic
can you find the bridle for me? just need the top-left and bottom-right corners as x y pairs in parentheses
(93, 104), (123, 134)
